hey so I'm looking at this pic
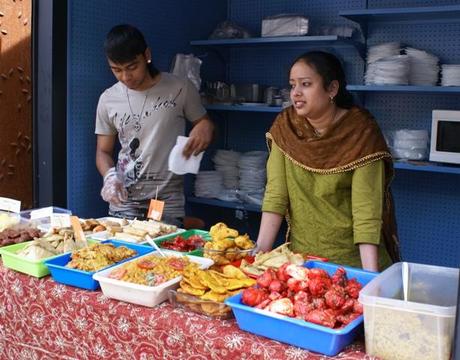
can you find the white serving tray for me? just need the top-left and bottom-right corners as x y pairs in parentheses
(37, 216), (131, 234)
(88, 227), (185, 243)
(93, 251), (213, 307)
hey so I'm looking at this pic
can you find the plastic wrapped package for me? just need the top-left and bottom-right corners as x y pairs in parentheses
(387, 129), (429, 160)
(319, 25), (356, 38)
(171, 54), (202, 91)
(261, 14), (309, 37)
(209, 21), (251, 40)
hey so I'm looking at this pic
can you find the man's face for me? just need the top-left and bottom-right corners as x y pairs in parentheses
(108, 53), (150, 91)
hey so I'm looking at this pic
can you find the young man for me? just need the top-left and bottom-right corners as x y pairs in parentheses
(95, 24), (214, 225)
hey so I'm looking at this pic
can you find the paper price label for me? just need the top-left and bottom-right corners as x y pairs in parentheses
(51, 214), (71, 228)
(30, 206), (54, 220)
(0, 197), (21, 213)
(147, 199), (165, 221)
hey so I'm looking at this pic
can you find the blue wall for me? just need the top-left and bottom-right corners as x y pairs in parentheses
(67, 0), (460, 267)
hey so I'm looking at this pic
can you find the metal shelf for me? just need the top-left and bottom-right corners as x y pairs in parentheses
(347, 85), (460, 94)
(394, 161), (460, 175)
(340, 5), (460, 25)
(205, 104), (282, 113)
(187, 163), (460, 213)
(187, 196), (261, 212)
(191, 35), (365, 57)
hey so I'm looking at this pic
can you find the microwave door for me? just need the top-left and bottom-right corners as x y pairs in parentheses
(436, 121), (460, 153)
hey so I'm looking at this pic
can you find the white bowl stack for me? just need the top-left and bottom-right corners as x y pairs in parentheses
(194, 171), (224, 198)
(212, 150), (241, 189)
(441, 64), (460, 86)
(405, 47), (439, 86)
(238, 151), (268, 192)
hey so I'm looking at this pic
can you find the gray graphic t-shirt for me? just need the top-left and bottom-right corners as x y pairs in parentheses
(95, 73), (206, 219)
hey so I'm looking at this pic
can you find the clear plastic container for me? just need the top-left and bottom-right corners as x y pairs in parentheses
(168, 289), (233, 319)
(359, 262), (459, 360)
(20, 206), (72, 227)
(203, 246), (254, 265)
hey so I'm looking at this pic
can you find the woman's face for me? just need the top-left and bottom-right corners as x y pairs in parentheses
(289, 61), (335, 118)
(108, 53), (151, 91)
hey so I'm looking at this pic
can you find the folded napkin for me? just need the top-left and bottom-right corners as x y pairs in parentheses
(168, 136), (204, 175)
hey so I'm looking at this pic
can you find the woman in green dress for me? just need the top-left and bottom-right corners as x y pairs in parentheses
(256, 51), (400, 271)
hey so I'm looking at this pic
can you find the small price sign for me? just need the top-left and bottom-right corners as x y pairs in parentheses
(0, 197), (21, 213)
(51, 213), (71, 228)
(147, 199), (165, 221)
(30, 206), (54, 220)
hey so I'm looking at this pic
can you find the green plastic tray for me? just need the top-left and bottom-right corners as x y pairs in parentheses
(153, 229), (211, 257)
(0, 239), (97, 278)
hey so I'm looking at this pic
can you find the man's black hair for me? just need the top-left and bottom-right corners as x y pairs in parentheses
(104, 24), (159, 77)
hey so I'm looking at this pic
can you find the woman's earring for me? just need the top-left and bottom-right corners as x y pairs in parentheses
(147, 59), (152, 64)
(329, 95), (335, 104)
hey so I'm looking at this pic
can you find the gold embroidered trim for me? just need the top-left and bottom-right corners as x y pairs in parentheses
(266, 132), (392, 174)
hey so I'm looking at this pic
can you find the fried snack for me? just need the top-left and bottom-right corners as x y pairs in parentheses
(222, 265), (247, 279)
(204, 223), (255, 265)
(209, 222), (238, 241)
(66, 243), (137, 272)
(122, 227), (148, 237)
(240, 243), (304, 276)
(176, 264), (256, 317)
(234, 234), (254, 250)
(180, 279), (206, 296)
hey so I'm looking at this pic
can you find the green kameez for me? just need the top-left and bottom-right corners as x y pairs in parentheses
(262, 142), (392, 269)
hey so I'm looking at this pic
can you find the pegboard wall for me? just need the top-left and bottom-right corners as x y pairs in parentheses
(67, 0), (459, 267)
(66, 0), (226, 218)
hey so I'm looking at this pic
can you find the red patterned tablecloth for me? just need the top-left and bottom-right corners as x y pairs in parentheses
(0, 262), (376, 360)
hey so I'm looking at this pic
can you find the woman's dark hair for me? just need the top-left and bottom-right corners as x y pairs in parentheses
(104, 24), (159, 77)
(291, 51), (354, 109)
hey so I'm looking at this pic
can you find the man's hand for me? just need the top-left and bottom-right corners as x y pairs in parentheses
(183, 115), (214, 159)
(100, 167), (128, 205)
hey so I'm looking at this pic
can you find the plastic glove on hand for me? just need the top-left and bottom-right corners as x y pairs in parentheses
(100, 167), (128, 206)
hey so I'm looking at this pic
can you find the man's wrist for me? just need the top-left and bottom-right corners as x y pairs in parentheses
(103, 167), (117, 182)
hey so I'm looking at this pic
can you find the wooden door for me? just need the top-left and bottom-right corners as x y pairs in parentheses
(0, 0), (33, 208)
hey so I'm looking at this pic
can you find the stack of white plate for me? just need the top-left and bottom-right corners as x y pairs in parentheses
(367, 42), (401, 64)
(366, 55), (410, 85)
(406, 47), (439, 86)
(194, 171), (224, 198)
(365, 43), (404, 85)
(212, 150), (241, 189)
(239, 151), (268, 192)
(441, 64), (460, 86)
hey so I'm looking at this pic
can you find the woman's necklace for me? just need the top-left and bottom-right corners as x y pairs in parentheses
(311, 107), (338, 137)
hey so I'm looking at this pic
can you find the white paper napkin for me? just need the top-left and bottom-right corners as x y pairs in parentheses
(168, 136), (204, 175)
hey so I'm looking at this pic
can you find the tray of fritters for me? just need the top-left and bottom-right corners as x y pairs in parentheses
(169, 264), (256, 318)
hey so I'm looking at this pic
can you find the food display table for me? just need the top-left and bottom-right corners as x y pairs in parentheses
(0, 261), (376, 360)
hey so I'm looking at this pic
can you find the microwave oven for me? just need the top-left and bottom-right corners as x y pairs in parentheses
(429, 110), (460, 165)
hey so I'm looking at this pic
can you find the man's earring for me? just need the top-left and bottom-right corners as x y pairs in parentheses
(329, 95), (335, 104)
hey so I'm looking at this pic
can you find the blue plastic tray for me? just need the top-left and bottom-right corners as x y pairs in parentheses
(224, 261), (377, 356)
(44, 240), (154, 290)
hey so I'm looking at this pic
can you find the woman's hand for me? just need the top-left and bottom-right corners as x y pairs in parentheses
(359, 243), (379, 272)
(183, 115), (214, 158)
(256, 212), (284, 252)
